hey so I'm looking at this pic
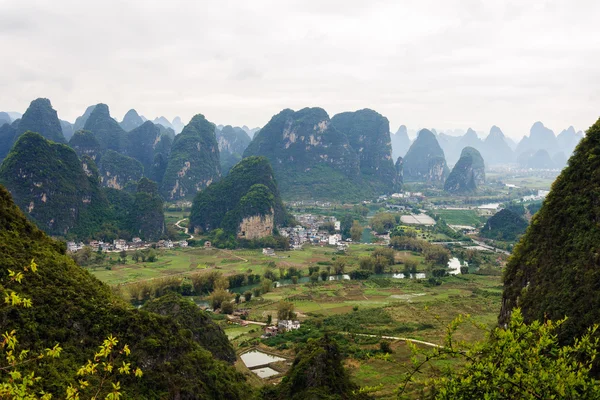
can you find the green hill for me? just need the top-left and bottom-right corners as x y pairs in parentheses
(161, 114), (221, 200)
(68, 129), (102, 161)
(0, 184), (252, 398)
(480, 208), (528, 241)
(217, 125), (252, 175)
(243, 108), (367, 200)
(17, 98), (67, 144)
(0, 132), (111, 237)
(331, 109), (400, 193)
(83, 103), (127, 152)
(444, 146), (485, 193)
(500, 117), (600, 340)
(403, 129), (449, 184)
(189, 156), (290, 238)
(98, 150), (144, 190)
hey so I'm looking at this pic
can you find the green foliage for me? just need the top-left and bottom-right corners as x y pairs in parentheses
(480, 208), (528, 241)
(0, 132), (112, 237)
(17, 98), (66, 144)
(99, 150), (144, 189)
(371, 212), (396, 234)
(277, 301), (296, 321)
(400, 310), (600, 399)
(217, 125), (252, 175)
(142, 293), (236, 363)
(243, 107), (370, 201)
(83, 104), (126, 152)
(190, 156), (292, 236)
(69, 129), (101, 161)
(264, 335), (368, 400)
(444, 147), (485, 193)
(0, 185), (252, 398)
(331, 109), (400, 193)
(403, 129), (449, 183)
(501, 117), (600, 342)
(161, 114), (221, 200)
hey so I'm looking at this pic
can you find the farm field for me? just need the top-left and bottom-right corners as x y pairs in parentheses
(430, 209), (483, 227)
(89, 244), (424, 285)
(224, 273), (503, 399)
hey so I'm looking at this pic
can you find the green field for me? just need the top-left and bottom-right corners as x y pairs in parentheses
(430, 209), (483, 227)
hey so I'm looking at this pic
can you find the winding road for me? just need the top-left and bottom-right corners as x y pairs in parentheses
(175, 218), (194, 240)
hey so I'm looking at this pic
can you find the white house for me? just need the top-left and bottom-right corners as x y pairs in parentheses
(334, 221), (341, 231)
(262, 248), (275, 256)
(113, 239), (127, 251)
(328, 234), (342, 246)
(278, 320), (301, 331)
(178, 240), (188, 248)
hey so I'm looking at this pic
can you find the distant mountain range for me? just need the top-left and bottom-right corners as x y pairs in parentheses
(390, 122), (583, 169)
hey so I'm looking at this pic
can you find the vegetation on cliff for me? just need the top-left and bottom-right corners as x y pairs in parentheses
(98, 150), (144, 189)
(217, 125), (252, 174)
(331, 109), (399, 193)
(243, 108), (367, 200)
(161, 114), (221, 200)
(403, 129), (449, 184)
(480, 208), (528, 241)
(444, 147), (485, 193)
(17, 98), (66, 144)
(500, 117), (600, 341)
(189, 156), (290, 236)
(0, 184), (253, 398)
(83, 103), (127, 152)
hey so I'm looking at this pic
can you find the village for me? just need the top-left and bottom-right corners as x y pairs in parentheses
(66, 237), (189, 253)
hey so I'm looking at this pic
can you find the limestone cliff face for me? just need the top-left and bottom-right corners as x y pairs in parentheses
(237, 213), (274, 240)
(243, 108), (364, 200)
(161, 114), (221, 200)
(403, 129), (449, 184)
(444, 147), (485, 193)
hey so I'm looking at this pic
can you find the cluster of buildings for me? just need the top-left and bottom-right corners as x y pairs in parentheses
(280, 214), (347, 250)
(262, 320), (301, 338)
(66, 238), (188, 253)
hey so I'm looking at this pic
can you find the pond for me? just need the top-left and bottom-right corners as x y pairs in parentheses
(252, 367), (280, 378)
(240, 350), (285, 369)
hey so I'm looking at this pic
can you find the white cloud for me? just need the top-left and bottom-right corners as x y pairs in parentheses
(1, 0), (599, 138)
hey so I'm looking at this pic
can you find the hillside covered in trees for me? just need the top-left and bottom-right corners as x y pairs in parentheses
(0, 184), (252, 398)
(189, 156), (291, 240)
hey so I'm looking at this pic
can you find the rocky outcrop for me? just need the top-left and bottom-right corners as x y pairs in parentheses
(237, 213), (274, 240)
(444, 147), (485, 193)
(216, 125), (252, 174)
(17, 98), (66, 144)
(243, 107), (364, 200)
(403, 129), (449, 184)
(83, 103), (126, 152)
(331, 109), (399, 193)
(189, 156), (290, 236)
(98, 150), (144, 189)
(161, 114), (221, 200)
(69, 130), (101, 160)
(120, 109), (144, 131)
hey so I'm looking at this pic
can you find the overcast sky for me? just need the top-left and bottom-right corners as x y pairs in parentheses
(1, 0), (599, 139)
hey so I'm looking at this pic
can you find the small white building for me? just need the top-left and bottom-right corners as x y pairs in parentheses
(113, 239), (127, 251)
(66, 241), (84, 252)
(132, 237), (142, 243)
(328, 234), (342, 246)
(334, 221), (341, 231)
(278, 320), (301, 331)
(262, 248), (275, 256)
(178, 240), (188, 248)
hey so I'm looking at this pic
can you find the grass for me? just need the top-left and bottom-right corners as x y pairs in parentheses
(430, 209), (482, 227)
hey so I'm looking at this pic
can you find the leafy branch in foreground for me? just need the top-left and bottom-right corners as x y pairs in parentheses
(398, 309), (600, 399)
(1, 260), (142, 399)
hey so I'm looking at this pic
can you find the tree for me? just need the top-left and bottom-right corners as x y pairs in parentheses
(221, 301), (234, 314)
(131, 250), (141, 263)
(399, 309), (600, 399)
(277, 301), (296, 321)
(371, 212), (396, 234)
(333, 259), (346, 275)
(243, 290), (252, 302)
(261, 278), (273, 294)
(292, 276), (299, 284)
(119, 249), (127, 263)
(310, 272), (319, 284)
(208, 288), (233, 310)
(146, 248), (157, 262)
(267, 314), (272, 325)
(359, 256), (375, 271)
(235, 292), (241, 304)
(350, 220), (362, 242)
(320, 270), (328, 282)
(252, 287), (262, 298)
